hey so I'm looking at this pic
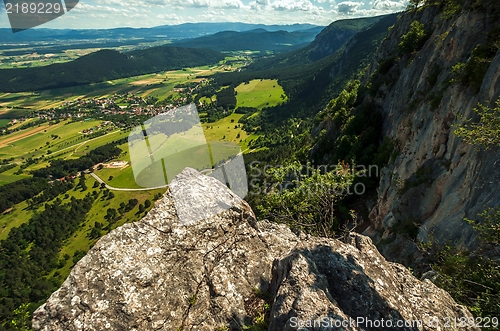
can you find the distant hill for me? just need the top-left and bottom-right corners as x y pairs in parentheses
(0, 46), (224, 92)
(0, 22), (322, 42)
(172, 27), (324, 52)
(246, 15), (389, 71)
(213, 13), (398, 110)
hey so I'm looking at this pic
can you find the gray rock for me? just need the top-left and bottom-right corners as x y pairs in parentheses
(365, 5), (500, 257)
(33, 169), (477, 331)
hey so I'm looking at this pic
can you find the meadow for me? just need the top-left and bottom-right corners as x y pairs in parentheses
(235, 79), (287, 110)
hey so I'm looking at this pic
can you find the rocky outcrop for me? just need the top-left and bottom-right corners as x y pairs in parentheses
(33, 169), (477, 330)
(363, 1), (500, 261)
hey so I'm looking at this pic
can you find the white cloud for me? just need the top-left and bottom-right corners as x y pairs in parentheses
(0, 0), (408, 29)
(272, 0), (319, 12)
(372, 0), (406, 10)
(336, 1), (362, 14)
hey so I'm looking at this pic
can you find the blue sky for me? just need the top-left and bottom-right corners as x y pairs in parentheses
(0, 0), (408, 29)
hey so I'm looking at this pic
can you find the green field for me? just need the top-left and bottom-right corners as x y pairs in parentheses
(0, 119), (102, 156)
(0, 200), (34, 240)
(0, 63), (232, 112)
(0, 58), (260, 188)
(235, 79), (287, 110)
(94, 124), (246, 189)
(0, 165), (30, 185)
(203, 113), (258, 150)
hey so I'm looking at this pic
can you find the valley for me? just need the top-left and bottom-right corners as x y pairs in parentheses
(0, 2), (500, 329)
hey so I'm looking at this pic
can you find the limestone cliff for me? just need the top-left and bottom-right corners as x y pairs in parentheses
(33, 169), (477, 330)
(362, 1), (500, 261)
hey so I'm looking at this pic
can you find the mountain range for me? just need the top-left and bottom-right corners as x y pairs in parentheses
(0, 17), (386, 92)
(0, 22), (321, 42)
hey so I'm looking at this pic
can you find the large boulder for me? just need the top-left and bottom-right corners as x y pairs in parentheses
(33, 168), (477, 330)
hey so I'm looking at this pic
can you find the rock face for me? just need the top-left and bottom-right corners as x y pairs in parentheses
(361, 1), (500, 261)
(33, 169), (477, 330)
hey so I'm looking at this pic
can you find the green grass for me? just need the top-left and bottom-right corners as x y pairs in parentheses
(93, 120), (253, 189)
(0, 119), (103, 159)
(93, 142), (142, 189)
(235, 79), (287, 110)
(0, 200), (33, 240)
(202, 113), (258, 151)
(0, 165), (30, 185)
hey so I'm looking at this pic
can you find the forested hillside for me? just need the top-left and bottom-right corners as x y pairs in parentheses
(172, 28), (322, 52)
(247, 15), (387, 70)
(0, 46), (224, 92)
(211, 13), (398, 161)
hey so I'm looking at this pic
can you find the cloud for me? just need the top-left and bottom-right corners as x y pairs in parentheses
(159, 0), (246, 9)
(249, 0), (271, 11)
(372, 0), (406, 10)
(0, 0), (409, 29)
(272, 0), (318, 12)
(336, 1), (362, 14)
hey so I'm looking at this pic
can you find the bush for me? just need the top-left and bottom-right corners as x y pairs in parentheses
(257, 161), (356, 237)
(451, 27), (500, 93)
(454, 97), (500, 149)
(398, 21), (428, 54)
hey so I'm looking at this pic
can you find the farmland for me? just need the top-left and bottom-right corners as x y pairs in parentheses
(235, 79), (287, 109)
(0, 65), (286, 189)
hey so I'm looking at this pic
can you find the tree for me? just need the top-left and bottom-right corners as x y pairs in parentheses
(407, 0), (421, 9)
(454, 98), (500, 149)
(10, 303), (32, 331)
(465, 208), (500, 245)
(430, 207), (500, 317)
(105, 208), (117, 221)
(144, 199), (152, 208)
(398, 21), (428, 54)
(258, 161), (357, 237)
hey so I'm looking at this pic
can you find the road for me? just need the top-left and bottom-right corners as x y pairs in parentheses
(89, 172), (167, 191)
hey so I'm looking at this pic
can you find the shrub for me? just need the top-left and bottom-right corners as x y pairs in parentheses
(398, 21), (428, 54)
(454, 97), (500, 149)
(257, 161), (356, 237)
(452, 27), (500, 92)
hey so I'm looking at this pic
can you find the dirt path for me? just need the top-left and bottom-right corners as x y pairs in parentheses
(90, 172), (167, 191)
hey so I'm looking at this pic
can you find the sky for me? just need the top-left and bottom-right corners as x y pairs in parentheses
(0, 0), (408, 29)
